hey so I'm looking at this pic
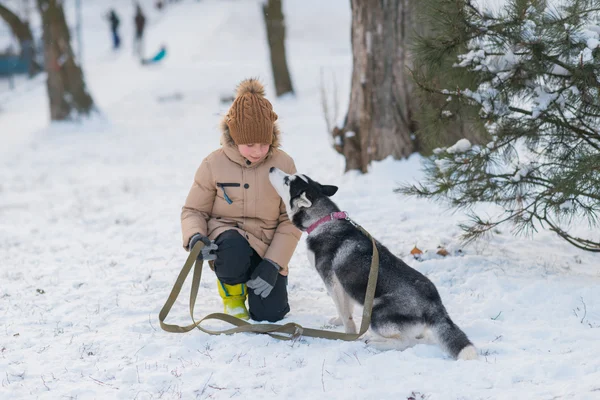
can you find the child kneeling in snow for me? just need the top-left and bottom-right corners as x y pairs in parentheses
(181, 79), (300, 322)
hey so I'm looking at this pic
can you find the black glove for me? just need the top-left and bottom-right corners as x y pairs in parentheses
(246, 259), (280, 298)
(188, 233), (218, 261)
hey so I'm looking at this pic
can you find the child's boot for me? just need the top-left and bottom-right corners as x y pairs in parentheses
(217, 280), (249, 320)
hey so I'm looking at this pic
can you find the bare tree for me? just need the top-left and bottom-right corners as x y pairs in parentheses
(262, 0), (294, 97)
(36, 0), (95, 120)
(333, 0), (419, 173)
(0, 3), (40, 75)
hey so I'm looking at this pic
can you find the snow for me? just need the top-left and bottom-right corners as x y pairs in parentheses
(551, 63), (570, 76)
(511, 166), (531, 182)
(587, 38), (600, 50)
(456, 49), (486, 68)
(560, 200), (575, 211)
(1, 0), (600, 399)
(446, 139), (472, 154)
(434, 158), (453, 174)
(532, 87), (559, 119)
(580, 47), (594, 63)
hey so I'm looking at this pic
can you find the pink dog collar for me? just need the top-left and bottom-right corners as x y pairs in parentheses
(306, 211), (349, 234)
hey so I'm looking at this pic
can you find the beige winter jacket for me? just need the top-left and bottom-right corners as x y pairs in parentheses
(181, 120), (301, 275)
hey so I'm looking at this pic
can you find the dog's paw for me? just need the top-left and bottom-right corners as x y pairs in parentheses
(365, 337), (411, 352)
(345, 321), (357, 334)
(329, 316), (343, 326)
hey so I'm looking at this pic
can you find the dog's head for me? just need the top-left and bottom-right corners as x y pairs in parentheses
(269, 167), (338, 230)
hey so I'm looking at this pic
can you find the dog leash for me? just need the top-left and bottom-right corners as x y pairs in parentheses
(158, 222), (379, 341)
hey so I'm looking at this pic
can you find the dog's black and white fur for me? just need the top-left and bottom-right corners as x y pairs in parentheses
(269, 168), (478, 360)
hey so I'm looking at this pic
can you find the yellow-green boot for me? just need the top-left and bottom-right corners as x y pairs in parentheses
(217, 280), (249, 320)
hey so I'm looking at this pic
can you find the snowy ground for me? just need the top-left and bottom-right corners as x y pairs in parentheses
(1, 0), (600, 399)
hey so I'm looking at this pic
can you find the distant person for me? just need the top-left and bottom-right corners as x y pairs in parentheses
(107, 9), (121, 49)
(155, 0), (164, 11)
(133, 4), (147, 58)
(141, 45), (167, 65)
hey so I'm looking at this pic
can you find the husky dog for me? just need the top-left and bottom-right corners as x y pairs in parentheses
(268, 168), (478, 360)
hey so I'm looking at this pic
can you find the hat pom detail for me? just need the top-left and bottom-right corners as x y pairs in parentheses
(236, 78), (266, 98)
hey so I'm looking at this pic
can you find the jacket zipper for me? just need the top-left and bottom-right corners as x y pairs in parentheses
(216, 183), (240, 204)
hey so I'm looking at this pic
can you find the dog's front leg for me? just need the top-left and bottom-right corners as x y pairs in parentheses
(328, 275), (356, 334)
(329, 294), (353, 325)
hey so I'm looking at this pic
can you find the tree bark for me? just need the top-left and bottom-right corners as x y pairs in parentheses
(262, 0), (294, 97)
(336, 0), (418, 173)
(0, 3), (41, 75)
(37, 0), (95, 120)
(0, 4), (34, 46)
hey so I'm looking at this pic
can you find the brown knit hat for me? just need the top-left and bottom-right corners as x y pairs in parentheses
(225, 79), (278, 145)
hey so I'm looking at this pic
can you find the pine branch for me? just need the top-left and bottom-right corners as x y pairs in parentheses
(406, 0), (600, 252)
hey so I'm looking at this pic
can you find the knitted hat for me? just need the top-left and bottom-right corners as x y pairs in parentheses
(225, 79), (278, 145)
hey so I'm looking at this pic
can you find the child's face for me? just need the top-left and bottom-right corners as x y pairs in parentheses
(238, 143), (270, 163)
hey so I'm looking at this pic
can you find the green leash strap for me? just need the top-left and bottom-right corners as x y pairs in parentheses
(158, 224), (379, 341)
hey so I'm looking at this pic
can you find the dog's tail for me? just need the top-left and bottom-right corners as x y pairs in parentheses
(430, 316), (478, 360)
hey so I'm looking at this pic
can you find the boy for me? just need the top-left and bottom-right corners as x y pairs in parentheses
(181, 79), (300, 322)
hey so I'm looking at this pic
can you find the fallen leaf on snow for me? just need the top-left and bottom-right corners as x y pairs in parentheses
(436, 248), (449, 257)
(410, 246), (423, 256)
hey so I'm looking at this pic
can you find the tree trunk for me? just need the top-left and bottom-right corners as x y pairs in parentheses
(262, 0), (294, 97)
(37, 0), (95, 120)
(336, 0), (418, 173)
(0, 4), (34, 46)
(0, 3), (41, 76)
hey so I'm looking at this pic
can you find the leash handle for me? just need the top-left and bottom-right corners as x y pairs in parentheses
(158, 227), (380, 341)
(158, 242), (305, 339)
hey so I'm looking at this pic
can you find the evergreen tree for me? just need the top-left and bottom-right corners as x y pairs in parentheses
(400, 0), (600, 252)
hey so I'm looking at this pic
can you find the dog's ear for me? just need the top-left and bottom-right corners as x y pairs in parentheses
(320, 185), (338, 197)
(295, 192), (312, 208)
